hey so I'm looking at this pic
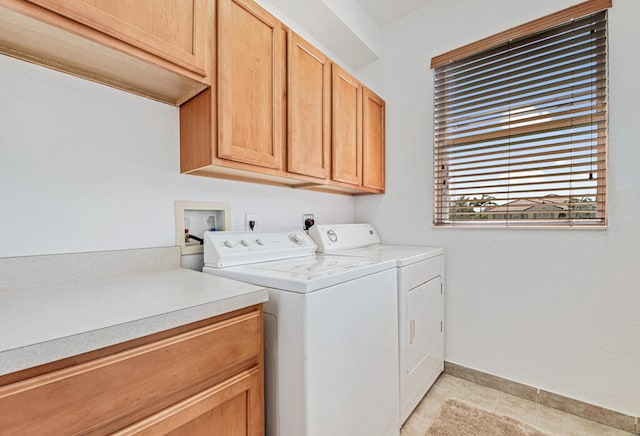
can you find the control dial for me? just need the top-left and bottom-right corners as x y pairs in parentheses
(240, 240), (250, 247)
(289, 233), (305, 246)
(256, 239), (265, 246)
(223, 240), (236, 248)
(327, 229), (338, 243)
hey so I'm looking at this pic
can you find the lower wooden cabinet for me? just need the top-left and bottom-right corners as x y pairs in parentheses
(0, 305), (265, 435)
(116, 367), (263, 436)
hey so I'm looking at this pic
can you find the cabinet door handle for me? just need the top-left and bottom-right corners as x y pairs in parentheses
(409, 319), (415, 344)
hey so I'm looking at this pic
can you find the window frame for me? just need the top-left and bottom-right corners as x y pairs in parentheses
(431, 0), (611, 228)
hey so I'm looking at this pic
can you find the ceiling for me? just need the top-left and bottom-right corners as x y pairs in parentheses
(261, 0), (435, 68)
(354, 0), (436, 27)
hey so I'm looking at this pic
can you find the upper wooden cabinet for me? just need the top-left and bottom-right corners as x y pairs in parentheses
(287, 32), (330, 180)
(362, 87), (386, 192)
(181, 0), (301, 184)
(329, 66), (386, 193)
(179, 0), (385, 194)
(0, 0), (211, 104)
(331, 64), (363, 186)
(25, 0), (208, 76)
(0, 0), (383, 193)
(217, 0), (285, 170)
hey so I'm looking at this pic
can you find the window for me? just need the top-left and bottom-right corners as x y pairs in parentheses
(432, 0), (610, 227)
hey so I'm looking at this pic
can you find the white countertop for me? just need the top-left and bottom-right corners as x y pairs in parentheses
(0, 268), (267, 376)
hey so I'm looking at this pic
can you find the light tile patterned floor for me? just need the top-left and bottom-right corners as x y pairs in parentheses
(401, 374), (634, 436)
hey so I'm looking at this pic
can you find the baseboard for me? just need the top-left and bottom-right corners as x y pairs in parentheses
(444, 361), (638, 434)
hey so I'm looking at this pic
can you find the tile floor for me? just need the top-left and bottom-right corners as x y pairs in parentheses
(401, 374), (634, 436)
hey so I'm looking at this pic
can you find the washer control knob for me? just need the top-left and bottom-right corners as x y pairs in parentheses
(289, 233), (305, 246)
(240, 240), (250, 247)
(223, 240), (235, 248)
(327, 229), (338, 243)
(256, 239), (265, 246)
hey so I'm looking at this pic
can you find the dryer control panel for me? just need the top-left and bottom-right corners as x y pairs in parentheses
(309, 224), (381, 252)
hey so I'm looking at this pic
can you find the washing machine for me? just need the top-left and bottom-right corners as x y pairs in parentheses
(309, 223), (444, 424)
(202, 230), (400, 436)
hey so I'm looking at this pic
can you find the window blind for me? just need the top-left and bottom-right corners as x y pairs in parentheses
(433, 9), (608, 226)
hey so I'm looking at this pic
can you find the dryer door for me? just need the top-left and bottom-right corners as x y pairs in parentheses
(406, 276), (442, 373)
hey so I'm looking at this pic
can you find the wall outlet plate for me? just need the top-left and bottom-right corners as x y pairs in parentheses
(303, 213), (315, 230)
(245, 213), (257, 231)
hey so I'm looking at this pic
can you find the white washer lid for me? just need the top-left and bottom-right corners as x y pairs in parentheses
(326, 244), (444, 267)
(203, 255), (396, 293)
(249, 255), (373, 276)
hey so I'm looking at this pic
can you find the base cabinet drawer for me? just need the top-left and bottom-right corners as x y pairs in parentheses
(116, 367), (263, 436)
(0, 306), (264, 435)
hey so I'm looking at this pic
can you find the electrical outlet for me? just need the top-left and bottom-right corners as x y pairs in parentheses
(303, 213), (315, 230)
(245, 213), (257, 231)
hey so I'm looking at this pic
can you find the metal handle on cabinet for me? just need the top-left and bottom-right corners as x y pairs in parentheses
(409, 319), (415, 344)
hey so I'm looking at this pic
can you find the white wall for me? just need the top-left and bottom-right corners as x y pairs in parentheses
(0, 55), (354, 258)
(355, 0), (640, 416)
(257, 0), (380, 69)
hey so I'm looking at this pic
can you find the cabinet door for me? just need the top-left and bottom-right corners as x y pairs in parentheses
(287, 32), (330, 179)
(362, 87), (385, 191)
(0, 309), (262, 434)
(26, 0), (208, 76)
(115, 367), (264, 436)
(218, 0), (285, 170)
(331, 64), (362, 186)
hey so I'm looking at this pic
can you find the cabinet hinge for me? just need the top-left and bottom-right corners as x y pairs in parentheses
(440, 321), (443, 332)
(440, 283), (443, 294)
